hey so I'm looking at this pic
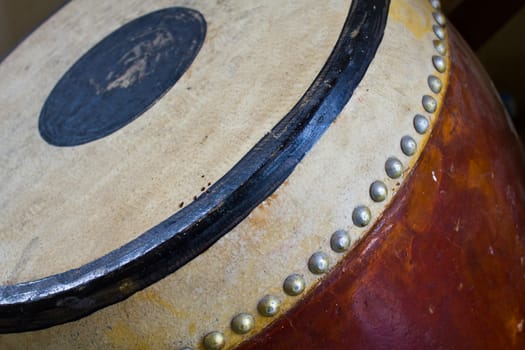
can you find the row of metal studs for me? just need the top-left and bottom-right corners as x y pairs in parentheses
(298, 7), (450, 337)
(183, 2), (448, 349)
(351, 0), (447, 232)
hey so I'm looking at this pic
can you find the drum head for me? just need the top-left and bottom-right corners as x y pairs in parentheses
(0, 0), (448, 348)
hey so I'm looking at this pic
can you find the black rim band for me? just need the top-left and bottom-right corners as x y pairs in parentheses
(0, 0), (390, 333)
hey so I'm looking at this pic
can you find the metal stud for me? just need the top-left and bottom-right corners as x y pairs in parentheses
(432, 11), (446, 26)
(413, 114), (430, 134)
(400, 135), (417, 156)
(257, 295), (281, 317)
(422, 95), (437, 113)
(430, 0), (440, 9)
(330, 230), (351, 253)
(203, 331), (225, 350)
(428, 75), (442, 94)
(180, 348), (192, 350)
(385, 157), (403, 179)
(370, 181), (388, 202)
(308, 252), (330, 274)
(432, 55), (446, 73)
(283, 274), (306, 296)
(433, 25), (445, 40)
(352, 205), (372, 227)
(231, 313), (255, 334)
(433, 40), (447, 55)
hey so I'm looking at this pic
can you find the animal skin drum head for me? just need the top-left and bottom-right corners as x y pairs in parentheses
(0, 0), (465, 348)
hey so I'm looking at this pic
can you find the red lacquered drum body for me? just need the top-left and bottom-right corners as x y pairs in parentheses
(236, 26), (525, 350)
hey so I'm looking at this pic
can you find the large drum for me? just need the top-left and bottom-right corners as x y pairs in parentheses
(1, 0), (524, 349)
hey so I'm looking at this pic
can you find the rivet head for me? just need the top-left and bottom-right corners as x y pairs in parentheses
(414, 114), (430, 134)
(180, 348), (192, 350)
(422, 95), (437, 113)
(257, 295), (281, 317)
(231, 313), (255, 334)
(428, 75), (442, 94)
(433, 25), (445, 40)
(203, 331), (225, 350)
(432, 55), (446, 73)
(369, 181), (388, 202)
(401, 135), (417, 156)
(433, 11), (446, 26)
(283, 274), (306, 296)
(352, 205), (372, 227)
(330, 230), (351, 253)
(308, 252), (330, 274)
(433, 40), (447, 55)
(430, 0), (440, 9)
(385, 157), (403, 179)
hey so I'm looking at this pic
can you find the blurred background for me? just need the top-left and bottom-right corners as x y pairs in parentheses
(0, 0), (524, 138)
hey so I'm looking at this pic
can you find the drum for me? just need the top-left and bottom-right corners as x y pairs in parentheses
(1, 0), (524, 349)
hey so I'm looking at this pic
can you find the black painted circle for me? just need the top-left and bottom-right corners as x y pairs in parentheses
(39, 7), (206, 147)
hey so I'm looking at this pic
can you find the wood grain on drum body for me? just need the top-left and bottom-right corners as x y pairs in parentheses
(234, 26), (525, 350)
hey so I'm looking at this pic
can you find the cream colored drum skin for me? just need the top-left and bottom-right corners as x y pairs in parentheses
(0, 0), (449, 349)
(0, 0), (348, 284)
